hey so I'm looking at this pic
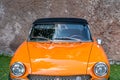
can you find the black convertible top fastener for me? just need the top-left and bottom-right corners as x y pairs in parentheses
(33, 18), (88, 24)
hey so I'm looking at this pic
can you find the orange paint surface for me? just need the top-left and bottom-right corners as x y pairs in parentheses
(10, 40), (110, 79)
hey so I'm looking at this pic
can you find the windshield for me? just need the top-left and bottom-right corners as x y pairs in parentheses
(29, 24), (92, 42)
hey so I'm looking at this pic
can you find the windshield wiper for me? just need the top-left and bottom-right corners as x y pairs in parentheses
(30, 36), (50, 41)
(53, 37), (82, 42)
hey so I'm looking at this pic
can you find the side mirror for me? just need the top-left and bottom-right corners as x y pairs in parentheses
(97, 38), (102, 45)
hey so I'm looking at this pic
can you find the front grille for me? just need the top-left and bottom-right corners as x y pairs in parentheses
(28, 75), (91, 80)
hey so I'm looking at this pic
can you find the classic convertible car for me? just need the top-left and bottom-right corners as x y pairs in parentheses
(9, 18), (110, 80)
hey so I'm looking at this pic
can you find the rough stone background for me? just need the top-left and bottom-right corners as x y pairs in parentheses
(0, 0), (120, 60)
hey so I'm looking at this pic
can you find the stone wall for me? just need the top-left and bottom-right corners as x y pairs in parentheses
(0, 0), (120, 60)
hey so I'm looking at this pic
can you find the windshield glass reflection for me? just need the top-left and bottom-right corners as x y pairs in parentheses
(29, 24), (92, 42)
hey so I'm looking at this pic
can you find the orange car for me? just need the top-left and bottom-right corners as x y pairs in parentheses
(9, 18), (110, 80)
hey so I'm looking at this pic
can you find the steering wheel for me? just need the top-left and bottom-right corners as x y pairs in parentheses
(70, 35), (84, 40)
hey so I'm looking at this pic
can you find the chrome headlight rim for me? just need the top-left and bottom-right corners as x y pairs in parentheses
(94, 62), (108, 77)
(10, 62), (25, 77)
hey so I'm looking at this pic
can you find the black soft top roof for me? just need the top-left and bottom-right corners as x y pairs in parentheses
(33, 18), (88, 25)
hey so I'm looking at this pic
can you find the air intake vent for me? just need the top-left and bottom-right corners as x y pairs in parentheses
(28, 75), (91, 80)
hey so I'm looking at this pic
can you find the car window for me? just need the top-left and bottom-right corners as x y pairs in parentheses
(29, 24), (92, 42)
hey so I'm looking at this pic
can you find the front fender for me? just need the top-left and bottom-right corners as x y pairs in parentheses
(10, 41), (31, 79)
(87, 42), (110, 79)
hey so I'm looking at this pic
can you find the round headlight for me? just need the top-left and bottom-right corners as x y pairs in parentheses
(10, 62), (25, 76)
(94, 62), (108, 77)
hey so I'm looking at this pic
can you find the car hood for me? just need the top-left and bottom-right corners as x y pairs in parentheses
(27, 42), (93, 75)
